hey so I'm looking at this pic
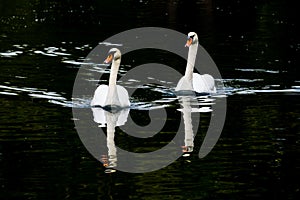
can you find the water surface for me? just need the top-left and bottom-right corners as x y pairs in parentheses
(1, 0), (300, 199)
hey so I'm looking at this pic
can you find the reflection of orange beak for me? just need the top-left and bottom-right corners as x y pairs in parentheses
(185, 38), (193, 47)
(181, 146), (188, 152)
(104, 54), (113, 64)
(101, 155), (108, 167)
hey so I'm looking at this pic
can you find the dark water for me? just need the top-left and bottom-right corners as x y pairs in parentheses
(1, 0), (300, 199)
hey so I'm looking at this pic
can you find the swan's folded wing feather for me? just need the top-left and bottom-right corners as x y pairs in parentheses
(91, 85), (109, 106)
(193, 73), (216, 93)
(116, 85), (130, 107)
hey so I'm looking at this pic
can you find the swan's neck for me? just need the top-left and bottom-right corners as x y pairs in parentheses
(106, 59), (120, 105)
(108, 59), (120, 88)
(185, 42), (198, 80)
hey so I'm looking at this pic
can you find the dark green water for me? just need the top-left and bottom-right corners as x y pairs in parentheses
(1, 0), (300, 199)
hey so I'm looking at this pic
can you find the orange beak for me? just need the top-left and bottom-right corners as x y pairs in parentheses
(104, 54), (113, 64)
(185, 38), (193, 47)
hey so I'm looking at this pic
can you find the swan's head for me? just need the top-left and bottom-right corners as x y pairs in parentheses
(185, 32), (198, 47)
(104, 48), (121, 64)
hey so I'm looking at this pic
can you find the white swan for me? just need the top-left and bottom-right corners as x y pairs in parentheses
(91, 48), (130, 109)
(176, 32), (216, 94)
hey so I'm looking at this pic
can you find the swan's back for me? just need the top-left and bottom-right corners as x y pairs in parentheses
(193, 73), (216, 93)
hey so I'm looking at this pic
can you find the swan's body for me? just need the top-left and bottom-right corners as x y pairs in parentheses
(91, 85), (130, 108)
(91, 48), (130, 109)
(176, 32), (216, 94)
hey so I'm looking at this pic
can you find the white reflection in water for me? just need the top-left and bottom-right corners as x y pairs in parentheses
(235, 68), (280, 74)
(0, 84), (67, 102)
(98, 42), (123, 47)
(33, 47), (71, 57)
(221, 78), (300, 95)
(0, 91), (18, 96)
(177, 95), (213, 157)
(89, 93), (215, 173)
(91, 107), (129, 173)
(0, 51), (23, 57)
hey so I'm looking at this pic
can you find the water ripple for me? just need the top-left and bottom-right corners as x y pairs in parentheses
(235, 68), (280, 74)
(0, 84), (67, 102)
(0, 50), (23, 57)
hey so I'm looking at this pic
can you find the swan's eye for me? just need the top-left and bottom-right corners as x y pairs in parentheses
(108, 50), (116, 55)
(114, 55), (121, 60)
(187, 35), (195, 41)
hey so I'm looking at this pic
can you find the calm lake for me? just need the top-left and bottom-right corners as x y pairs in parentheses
(0, 0), (300, 199)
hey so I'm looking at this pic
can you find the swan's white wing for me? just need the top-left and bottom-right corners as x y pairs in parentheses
(116, 85), (130, 107)
(91, 85), (108, 106)
(193, 73), (216, 93)
(201, 74), (216, 93)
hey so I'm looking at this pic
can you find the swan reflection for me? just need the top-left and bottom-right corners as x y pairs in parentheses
(91, 107), (129, 173)
(91, 94), (214, 172)
(177, 95), (213, 157)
